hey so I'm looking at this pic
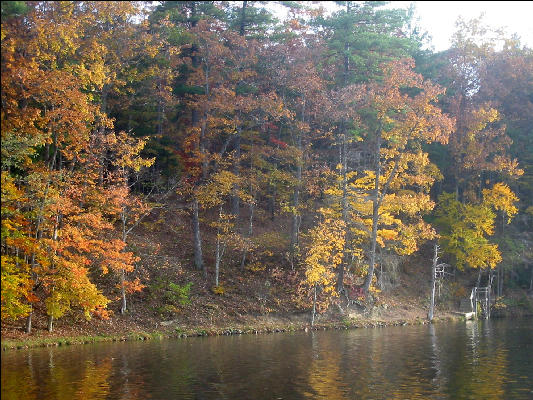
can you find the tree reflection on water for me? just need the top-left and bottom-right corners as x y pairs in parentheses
(2, 318), (532, 400)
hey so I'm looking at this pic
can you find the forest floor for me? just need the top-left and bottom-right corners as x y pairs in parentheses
(0, 296), (464, 350)
(2, 271), (532, 350)
(3, 203), (532, 350)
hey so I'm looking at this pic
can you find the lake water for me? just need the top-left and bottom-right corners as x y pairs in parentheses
(2, 318), (532, 399)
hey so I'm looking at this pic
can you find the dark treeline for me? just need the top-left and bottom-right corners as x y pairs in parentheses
(2, 1), (532, 331)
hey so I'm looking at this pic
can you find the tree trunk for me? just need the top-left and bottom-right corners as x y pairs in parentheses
(215, 236), (221, 287)
(379, 248), (384, 291)
(192, 197), (204, 273)
(498, 264), (503, 297)
(120, 269), (127, 314)
(241, 146), (255, 270)
(188, 4), (206, 275)
(215, 205), (223, 287)
(289, 182), (301, 267)
(48, 315), (53, 333)
(25, 308), (32, 334)
(428, 244), (438, 321)
(241, 197), (254, 270)
(487, 274), (491, 319)
(493, 266), (498, 295)
(500, 264), (505, 296)
(26, 184), (49, 335)
(311, 284), (317, 327)
(364, 203), (380, 293)
(231, 1), (247, 215)
(363, 151), (381, 293)
(268, 185), (275, 221)
(157, 80), (164, 136)
(337, 126), (349, 294)
(239, 1), (247, 36)
(231, 134), (241, 217)
(191, 4), (200, 127)
(200, 114), (209, 180)
(120, 215), (128, 314)
(291, 95), (306, 266)
(290, 130), (302, 269)
(336, 4), (351, 294)
(189, 11), (204, 274)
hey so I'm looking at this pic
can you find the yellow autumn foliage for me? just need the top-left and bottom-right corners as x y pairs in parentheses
(434, 184), (518, 272)
(482, 183), (519, 223)
(304, 218), (345, 295)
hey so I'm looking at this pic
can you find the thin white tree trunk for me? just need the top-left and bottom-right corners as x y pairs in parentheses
(428, 244), (439, 321)
(311, 284), (317, 327)
(120, 269), (127, 314)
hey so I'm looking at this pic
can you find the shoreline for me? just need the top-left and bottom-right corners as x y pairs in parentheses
(4, 291), (530, 351)
(1, 313), (465, 351)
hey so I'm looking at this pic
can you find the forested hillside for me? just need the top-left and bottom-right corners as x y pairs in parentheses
(2, 1), (532, 337)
